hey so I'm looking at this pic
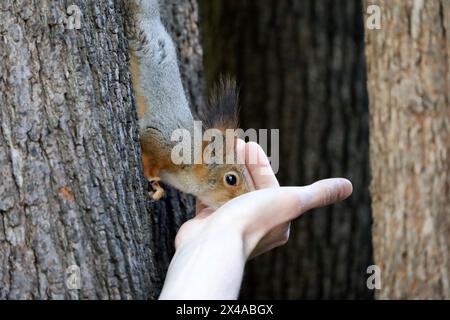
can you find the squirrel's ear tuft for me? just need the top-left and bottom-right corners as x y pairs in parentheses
(203, 76), (240, 132)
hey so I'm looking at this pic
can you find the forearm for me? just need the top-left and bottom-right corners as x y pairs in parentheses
(159, 229), (246, 300)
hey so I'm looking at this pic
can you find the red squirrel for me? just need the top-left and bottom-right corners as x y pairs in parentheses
(126, 0), (254, 209)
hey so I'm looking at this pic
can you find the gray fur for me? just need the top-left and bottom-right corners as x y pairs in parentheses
(130, 0), (194, 144)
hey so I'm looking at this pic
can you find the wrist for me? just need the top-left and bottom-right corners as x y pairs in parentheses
(162, 219), (246, 300)
(174, 215), (246, 259)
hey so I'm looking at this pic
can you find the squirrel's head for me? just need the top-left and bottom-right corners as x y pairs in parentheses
(195, 162), (254, 209)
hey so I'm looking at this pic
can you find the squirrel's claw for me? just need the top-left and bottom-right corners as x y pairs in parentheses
(148, 177), (165, 200)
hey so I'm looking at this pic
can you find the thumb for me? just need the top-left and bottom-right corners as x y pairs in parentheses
(221, 178), (353, 233)
(293, 178), (353, 213)
(277, 178), (353, 222)
(249, 178), (353, 228)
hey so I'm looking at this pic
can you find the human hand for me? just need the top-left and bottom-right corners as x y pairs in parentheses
(174, 139), (353, 259)
(160, 140), (352, 299)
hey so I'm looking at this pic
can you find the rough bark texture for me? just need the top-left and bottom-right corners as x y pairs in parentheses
(160, 0), (206, 116)
(200, 0), (373, 299)
(0, 0), (201, 299)
(364, 0), (450, 299)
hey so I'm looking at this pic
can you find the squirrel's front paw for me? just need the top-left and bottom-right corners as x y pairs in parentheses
(148, 177), (165, 200)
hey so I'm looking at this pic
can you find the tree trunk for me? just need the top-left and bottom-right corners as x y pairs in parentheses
(0, 0), (201, 299)
(364, 0), (450, 299)
(200, 0), (373, 299)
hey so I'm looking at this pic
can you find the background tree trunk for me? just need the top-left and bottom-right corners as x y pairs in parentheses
(200, 0), (373, 299)
(364, 0), (450, 299)
(0, 0), (201, 299)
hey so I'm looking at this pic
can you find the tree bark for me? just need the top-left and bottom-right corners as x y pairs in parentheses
(200, 0), (373, 299)
(160, 0), (207, 116)
(364, 0), (450, 299)
(0, 0), (201, 299)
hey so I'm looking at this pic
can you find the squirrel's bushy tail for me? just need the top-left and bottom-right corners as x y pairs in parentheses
(202, 76), (240, 132)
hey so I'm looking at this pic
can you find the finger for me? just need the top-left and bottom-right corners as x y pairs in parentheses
(245, 141), (279, 189)
(236, 139), (256, 190)
(293, 178), (353, 214)
(235, 138), (247, 164)
(241, 178), (352, 227)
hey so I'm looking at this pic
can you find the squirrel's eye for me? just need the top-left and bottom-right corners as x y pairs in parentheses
(224, 172), (239, 186)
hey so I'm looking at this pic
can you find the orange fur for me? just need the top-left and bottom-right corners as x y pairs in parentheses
(130, 53), (148, 119)
(130, 51), (166, 197)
